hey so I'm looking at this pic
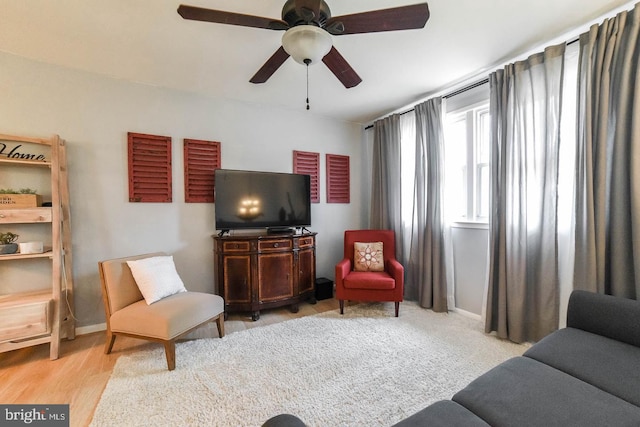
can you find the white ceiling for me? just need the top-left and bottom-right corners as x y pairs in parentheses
(0, 0), (634, 124)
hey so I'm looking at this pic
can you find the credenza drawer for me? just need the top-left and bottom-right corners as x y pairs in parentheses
(298, 237), (314, 248)
(258, 239), (292, 251)
(223, 241), (251, 252)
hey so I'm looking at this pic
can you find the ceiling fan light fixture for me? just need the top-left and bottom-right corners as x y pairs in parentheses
(282, 25), (332, 65)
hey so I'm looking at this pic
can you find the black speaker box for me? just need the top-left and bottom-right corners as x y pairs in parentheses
(315, 277), (333, 300)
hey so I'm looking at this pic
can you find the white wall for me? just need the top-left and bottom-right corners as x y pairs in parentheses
(450, 225), (488, 316)
(0, 52), (362, 328)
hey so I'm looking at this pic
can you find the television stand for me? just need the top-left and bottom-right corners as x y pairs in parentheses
(213, 231), (317, 321)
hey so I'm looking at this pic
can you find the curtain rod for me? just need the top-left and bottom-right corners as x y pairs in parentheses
(443, 78), (489, 99)
(364, 36), (582, 131)
(364, 78), (489, 130)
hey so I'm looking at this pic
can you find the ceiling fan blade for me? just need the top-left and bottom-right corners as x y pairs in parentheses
(177, 5), (289, 31)
(294, 0), (322, 23)
(325, 3), (430, 35)
(250, 47), (291, 84)
(322, 47), (362, 89)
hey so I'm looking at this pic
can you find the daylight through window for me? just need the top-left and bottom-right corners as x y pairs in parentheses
(444, 102), (490, 223)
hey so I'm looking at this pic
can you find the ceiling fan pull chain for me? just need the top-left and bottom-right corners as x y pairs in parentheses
(305, 59), (311, 110)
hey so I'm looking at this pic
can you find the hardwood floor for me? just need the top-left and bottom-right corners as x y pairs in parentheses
(0, 298), (340, 427)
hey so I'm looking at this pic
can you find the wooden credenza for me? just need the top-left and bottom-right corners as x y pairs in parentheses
(213, 232), (317, 320)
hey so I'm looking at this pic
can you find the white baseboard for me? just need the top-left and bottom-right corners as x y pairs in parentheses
(452, 307), (481, 321)
(75, 323), (106, 336)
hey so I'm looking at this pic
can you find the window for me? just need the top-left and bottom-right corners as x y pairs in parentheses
(444, 102), (490, 222)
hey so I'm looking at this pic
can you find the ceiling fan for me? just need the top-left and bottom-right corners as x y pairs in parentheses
(177, 1), (430, 89)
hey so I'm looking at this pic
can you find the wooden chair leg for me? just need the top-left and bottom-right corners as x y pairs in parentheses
(395, 302), (400, 317)
(216, 315), (225, 338)
(104, 331), (116, 354)
(164, 340), (176, 371)
(339, 300), (344, 314)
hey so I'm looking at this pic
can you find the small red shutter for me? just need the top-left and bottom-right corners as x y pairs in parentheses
(128, 133), (172, 203)
(326, 154), (350, 203)
(293, 150), (320, 203)
(184, 139), (221, 203)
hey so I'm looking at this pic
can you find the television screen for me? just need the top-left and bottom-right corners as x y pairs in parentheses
(214, 169), (311, 231)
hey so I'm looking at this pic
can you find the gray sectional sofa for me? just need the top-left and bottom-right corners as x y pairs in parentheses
(263, 290), (640, 427)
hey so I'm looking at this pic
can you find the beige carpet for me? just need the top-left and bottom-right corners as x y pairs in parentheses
(90, 302), (526, 427)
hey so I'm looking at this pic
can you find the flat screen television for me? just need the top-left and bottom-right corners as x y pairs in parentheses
(214, 169), (311, 232)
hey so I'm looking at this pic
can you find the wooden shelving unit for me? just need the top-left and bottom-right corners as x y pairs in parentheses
(0, 133), (74, 360)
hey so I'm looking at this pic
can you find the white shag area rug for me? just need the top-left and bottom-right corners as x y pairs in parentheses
(90, 302), (526, 427)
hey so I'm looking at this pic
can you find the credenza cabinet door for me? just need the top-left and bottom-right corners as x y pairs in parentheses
(258, 252), (294, 302)
(222, 255), (252, 305)
(298, 248), (315, 295)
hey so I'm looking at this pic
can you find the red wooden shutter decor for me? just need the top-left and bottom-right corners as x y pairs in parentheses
(128, 132), (172, 203)
(326, 154), (350, 203)
(184, 139), (221, 203)
(293, 150), (320, 203)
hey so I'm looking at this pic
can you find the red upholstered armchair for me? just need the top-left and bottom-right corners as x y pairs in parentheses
(335, 230), (404, 317)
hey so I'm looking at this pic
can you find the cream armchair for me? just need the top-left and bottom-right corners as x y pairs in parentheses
(98, 252), (224, 370)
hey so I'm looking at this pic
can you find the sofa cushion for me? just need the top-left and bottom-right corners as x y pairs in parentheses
(127, 255), (187, 304)
(261, 414), (307, 427)
(392, 400), (490, 427)
(353, 242), (385, 272)
(110, 292), (224, 340)
(343, 271), (396, 290)
(567, 290), (640, 348)
(100, 252), (165, 313)
(452, 356), (640, 427)
(524, 327), (640, 407)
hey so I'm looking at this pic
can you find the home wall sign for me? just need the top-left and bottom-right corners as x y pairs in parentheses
(0, 142), (48, 162)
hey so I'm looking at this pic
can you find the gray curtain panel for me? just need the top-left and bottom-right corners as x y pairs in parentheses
(371, 114), (404, 263)
(573, 4), (640, 300)
(406, 99), (448, 311)
(485, 44), (566, 343)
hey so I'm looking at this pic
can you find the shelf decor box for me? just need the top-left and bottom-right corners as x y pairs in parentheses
(0, 194), (42, 209)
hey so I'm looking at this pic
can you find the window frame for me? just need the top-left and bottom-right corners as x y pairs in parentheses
(445, 101), (490, 224)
